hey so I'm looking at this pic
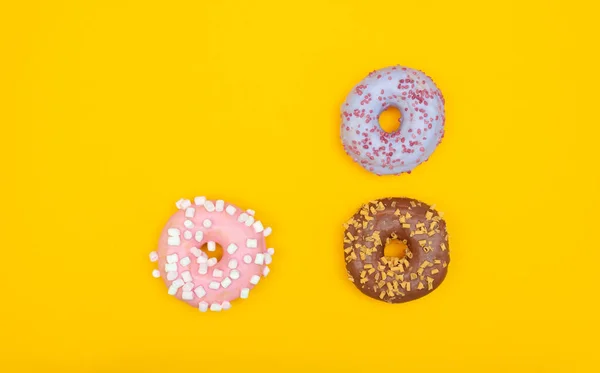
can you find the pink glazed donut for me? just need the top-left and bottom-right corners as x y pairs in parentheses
(149, 197), (274, 312)
(340, 65), (445, 175)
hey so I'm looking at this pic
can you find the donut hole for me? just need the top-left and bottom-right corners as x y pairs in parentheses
(379, 106), (402, 133)
(200, 241), (224, 262)
(384, 239), (407, 259)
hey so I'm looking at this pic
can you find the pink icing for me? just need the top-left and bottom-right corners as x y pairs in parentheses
(340, 65), (446, 175)
(157, 199), (269, 309)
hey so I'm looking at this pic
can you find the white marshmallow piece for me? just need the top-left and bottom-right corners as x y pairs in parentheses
(208, 281), (220, 290)
(229, 269), (240, 280)
(183, 230), (192, 240)
(198, 301), (209, 312)
(185, 207), (195, 218)
(221, 277), (232, 288)
(179, 256), (191, 267)
(165, 263), (177, 272)
(207, 241), (216, 252)
(222, 301), (232, 310)
(238, 213), (249, 223)
(263, 266), (270, 277)
(264, 253), (272, 265)
(194, 286), (206, 299)
(167, 236), (181, 246)
(267, 248), (275, 255)
(152, 269), (160, 278)
(254, 253), (265, 265)
(243, 255), (252, 264)
(207, 258), (218, 267)
(166, 271), (178, 281)
(172, 279), (184, 289)
(166, 254), (179, 264)
(253, 221), (264, 233)
(204, 200), (215, 212)
(182, 291), (193, 300)
(194, 196), (206, 206)
(167, 228), (180, 236)
(184, 219), (194, 228)
(240, 288), (250, 299)
(264, 227), (272, 237)
(210, 303), (222, 312)
(182, 282), (194, 292)
(168, 285), (178, 295)
(203, 219), (212, 228)
(247, 209), (255, 216)
(196, 255), (208, 264)
(227, 243), (238, 254)
(176, 198), (191, 210)
(181, 271), (192, 283)
(250, 275), (260, 285)
(198, 263), (208, 275)
(215, 200), (224, 212)
(228, 259), (238, 269)
(212, 269), (223, 278)
(245, 216), (255, 227)
(190, 246), (202, 257)
(226, 205), (236, 215)
(246, 239), (257, 249)
(195, 231), (204, 243)
(149, 251), (159, 262)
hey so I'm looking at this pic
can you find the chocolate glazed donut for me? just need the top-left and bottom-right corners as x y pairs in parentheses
(344, 197), (450, 303)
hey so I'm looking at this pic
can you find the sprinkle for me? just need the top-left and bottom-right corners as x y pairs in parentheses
(190, 247), (202, 257)
(419, 240), (427, 247)
(442, 261), (448, 268)
(185, 207), (196, 218)
(263, 266), (270, 277)
(172, 279), (184, 288)
(264, 227), (272, 237)
(238, 213), (249, 223)
(210, 303), (222, 312)
(247, 209), (255, 216)
(194, 286), (206, 298)
(183, 230), (192, 240)
(364, 264), (373, 269)
(207, 241), (216, 251)
(196, 255), (207, 264)
(166, 271), (177, 280)
(184, 220), (194, 228)
(182, 282), (194, 292)
(166, 254), (179, 264)
(243, 255), (252, 264)
(152, 269), (160, 278)
(431, 269), (439, 275)
(230, 269), (240, 279)
(167, 236), (181, 246)
(379, 291), (386, 299)
(226, 205), (236, 215)
(182, 291), (193, 300)
(195, 231), (204, 242)
(212, 269), (223, 278)
(198, 264), (208, 274)
(194, 196), (206, 206)
(245, 215), (255, 226)
(368, 268), (375, 275)
(240, 288), (250, 299)
(149, 251), (158, 262)
(254, 253), (265, 265)
(253, 221), (264, 233)
(410, 273), (418, 280)
(181, 271), (192, 283)
(208, 281), (220, 290)
(402, 223), (411, 229)
(246, 239), (258, 248)
(198, 301), (209, 312)
(179, 256), (191, 267)
(228, 259), (238, 269)
(441, 243), (447, 251)
(250, 275), (260, 285)
(176, 199), (191, 210)
(215, 200), (224, 212)
(203, 219), (212, 228)
(360, 270), (366, 278)
(267, 248), (275, 255)
(420, 260), (431, 268)
(227, 243), (238, 254)
(221, 277), (232, 288)
(165, 263), (177, 272)
(167, 228), (180, 236)
(167, 285), (178, 295)
(204, 200), (215, 212)
(417, 282), (425, 290)
(417, 268), (424, 276)
(264, 253), (272, 265)
(207, 258), (218, 267)
(222, 301), (232, 310)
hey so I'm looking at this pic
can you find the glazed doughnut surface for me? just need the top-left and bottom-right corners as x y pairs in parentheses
(344, 197), (449, 303)
(341, 66), (445, 175)
(150, 197), (273, 312)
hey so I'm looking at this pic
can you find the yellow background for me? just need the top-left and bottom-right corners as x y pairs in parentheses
(1, 0), (599, 371)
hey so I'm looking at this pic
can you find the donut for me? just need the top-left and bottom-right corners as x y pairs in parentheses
(344, 197), (449, 303)
(340, 66), (445, 175)
(149, 197), (274, 312)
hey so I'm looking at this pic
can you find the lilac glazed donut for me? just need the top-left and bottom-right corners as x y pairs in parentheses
(340, 66), (446, 175)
